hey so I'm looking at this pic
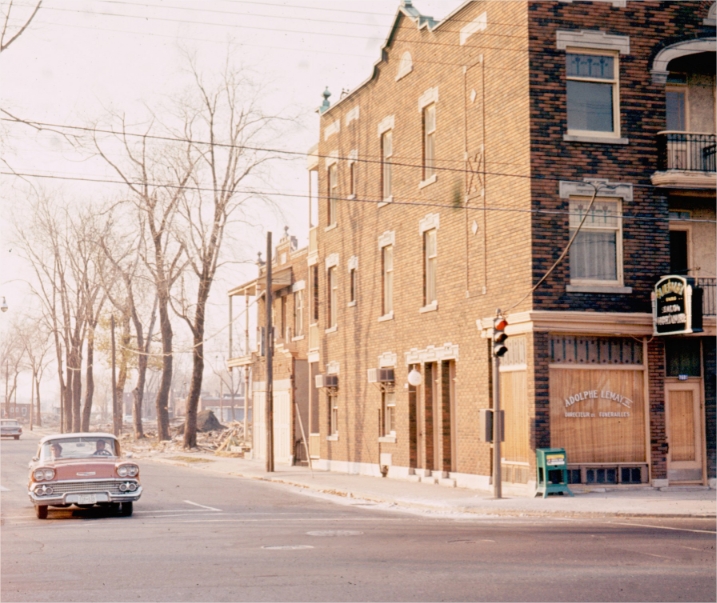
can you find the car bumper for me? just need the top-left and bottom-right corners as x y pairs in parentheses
(28, 486), (142, 507)
(1, 431), (22, 437)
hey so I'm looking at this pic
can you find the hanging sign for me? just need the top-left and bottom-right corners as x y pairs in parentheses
(652, 275), (702, 336)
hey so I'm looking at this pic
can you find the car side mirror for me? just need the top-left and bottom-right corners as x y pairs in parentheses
(32, 457), (38, 463)
(125, 452), (133, 459)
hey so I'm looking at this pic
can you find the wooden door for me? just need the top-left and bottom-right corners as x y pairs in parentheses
(666, 381), (702, 482)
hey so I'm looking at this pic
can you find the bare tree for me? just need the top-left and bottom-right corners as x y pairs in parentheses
(175, 62), (280, 449)
(20, 316), (52, 427)
(0, 1), (42, 54)
(0, 322), (24, 419)
(93, 120), (195, 440)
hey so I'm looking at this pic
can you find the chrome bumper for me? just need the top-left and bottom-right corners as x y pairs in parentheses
(28, 486), (142, 507)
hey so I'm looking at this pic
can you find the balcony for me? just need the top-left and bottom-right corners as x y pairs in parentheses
(653, 132), (717, 189)
(698, 277), (716, 317)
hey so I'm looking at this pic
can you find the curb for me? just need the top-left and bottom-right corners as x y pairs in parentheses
(142, 456), (717, 520)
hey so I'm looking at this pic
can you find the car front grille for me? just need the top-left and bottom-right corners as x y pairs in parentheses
(37, 480), (137, 495)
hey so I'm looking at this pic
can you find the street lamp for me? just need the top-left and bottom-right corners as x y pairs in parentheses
(407, 368), (422, 387)
(1, 297), (8, 312)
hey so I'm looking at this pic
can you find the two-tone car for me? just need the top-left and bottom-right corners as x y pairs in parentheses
(28, 432), (141, 519)
(1, 419), (23, 439)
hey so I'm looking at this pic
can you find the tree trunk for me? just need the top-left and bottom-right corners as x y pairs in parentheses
(81, 325), (96, 432)
(182, 335), (204, 449)
(155, 301), (172, 440)
(115, 314), (131, 431)
(35, 374), (42, 427)
(71, 342), (83, 432)
(130, 298), (155, 440)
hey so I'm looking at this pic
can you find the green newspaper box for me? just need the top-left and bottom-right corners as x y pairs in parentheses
(536, 448), (573, 498)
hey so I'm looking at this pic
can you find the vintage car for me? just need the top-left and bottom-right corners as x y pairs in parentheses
(1, 419), (23, 439)
(28, 432), (141, 519)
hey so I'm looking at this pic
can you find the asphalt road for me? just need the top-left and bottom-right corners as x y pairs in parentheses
(2, 433), (715, 602)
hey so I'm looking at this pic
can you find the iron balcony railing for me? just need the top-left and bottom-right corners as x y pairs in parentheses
(698, 277), (716, 316)
(657, 131), (717, 173)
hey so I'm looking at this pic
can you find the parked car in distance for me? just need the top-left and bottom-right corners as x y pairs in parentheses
(28, 433), (141, 520)
(1, 419), (22, 439)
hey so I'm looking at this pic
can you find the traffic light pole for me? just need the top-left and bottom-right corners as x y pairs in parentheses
(492, 352), (502, 499)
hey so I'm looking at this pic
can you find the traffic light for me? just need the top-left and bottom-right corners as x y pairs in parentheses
(493, 315), (508, 357)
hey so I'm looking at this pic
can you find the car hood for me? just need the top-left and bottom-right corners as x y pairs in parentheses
(39, 459), (121, 480)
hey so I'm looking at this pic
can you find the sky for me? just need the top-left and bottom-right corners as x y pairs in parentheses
(0, 0), (456, 404)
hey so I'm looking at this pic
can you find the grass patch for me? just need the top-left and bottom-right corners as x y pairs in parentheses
(167, 456), (215, 464)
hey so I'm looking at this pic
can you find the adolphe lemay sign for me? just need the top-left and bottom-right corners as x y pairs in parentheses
(652, 275), (703, 336)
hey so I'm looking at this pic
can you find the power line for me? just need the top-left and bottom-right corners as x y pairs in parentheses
(0, 116), (669, 193)
(2, 169), (714, 224)
(9, 3), (530, 50)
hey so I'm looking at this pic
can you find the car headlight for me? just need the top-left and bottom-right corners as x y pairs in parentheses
(117, 466), (129, 477)
(127, 465), (139, 477)
(33, 469), (45, 481)
(43, 468), (55, 481)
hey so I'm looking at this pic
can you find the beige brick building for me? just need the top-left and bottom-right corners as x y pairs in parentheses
(231, 0), (716, 492)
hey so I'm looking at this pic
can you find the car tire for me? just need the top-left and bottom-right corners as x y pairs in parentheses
(36, 505), (48, 520)
(14, 435), (19, 440)
(120, 502), (133, 517)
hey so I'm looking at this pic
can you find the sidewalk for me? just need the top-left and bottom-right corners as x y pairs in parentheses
(139, 449), (717, 519)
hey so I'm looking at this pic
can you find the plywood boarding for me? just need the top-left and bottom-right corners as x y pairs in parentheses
(501, 370), (530, 463)
(668, 390), (696, 462)
(550, 368), (645, 463)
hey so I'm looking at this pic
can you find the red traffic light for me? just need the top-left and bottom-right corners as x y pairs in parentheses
(494, 318), (508, 331)
(493, 315), (508, 357)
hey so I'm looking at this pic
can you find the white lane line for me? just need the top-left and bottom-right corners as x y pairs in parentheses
(611, 521), (716, 535)
(183, 500), (221, 512)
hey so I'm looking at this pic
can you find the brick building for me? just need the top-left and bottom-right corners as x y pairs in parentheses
(230, 0), (716, 491)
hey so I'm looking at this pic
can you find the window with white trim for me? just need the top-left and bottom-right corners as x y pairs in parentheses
(382, 390), (396, 437)
(566, 50), (620, 136)
(382, 245), (394, 315)
(327, 266), (338, 328)
(329, 392), (338, 435)
(381, 130), (393, 200)
(327, 162), (338, 225)
(423, 228), (437, 305)
(293, 290), (304, 336)
(423, 103), (436, 180)
(569, 198), (623, 284)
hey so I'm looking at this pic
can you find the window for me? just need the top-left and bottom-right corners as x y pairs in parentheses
(666, 86), (687, 131)
(293, 290), (304, 336)
(327, 266), (338, 328)
(351, 161), (358, 197)
(381, 130), (393, 200)
(328, 163), (338, 225)
(329, 393), (338, 435)
(311, 265), (319, 323)
(382, 245), (394, 315)
(569, 199), (622, 284)
(349, 267), (357, 304)
(423, 228), (437, 305)
(566, 51), (619, 135)
(423, 103), (436, 180)
(382, 390), (396, 437)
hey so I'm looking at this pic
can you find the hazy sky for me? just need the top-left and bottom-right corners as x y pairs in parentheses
(0, 0), (456, 400)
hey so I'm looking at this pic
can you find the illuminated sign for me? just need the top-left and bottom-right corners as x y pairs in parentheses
(652, 275), (703, 335)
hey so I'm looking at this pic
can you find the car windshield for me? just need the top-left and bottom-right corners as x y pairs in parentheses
(40, 437), (118, 461)
(2, 420), (20, 427)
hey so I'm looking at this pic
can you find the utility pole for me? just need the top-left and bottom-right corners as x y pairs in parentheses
(30, 371), (34, 431)
(265, 232), (274, 473)
(4, 359), (8, 419)
(111, 314), (119, 436)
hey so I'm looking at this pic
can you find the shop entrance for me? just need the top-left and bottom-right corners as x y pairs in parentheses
(665, 380), (703, 482)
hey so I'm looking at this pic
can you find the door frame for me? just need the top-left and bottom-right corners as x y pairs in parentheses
(664, 378), (705, 484)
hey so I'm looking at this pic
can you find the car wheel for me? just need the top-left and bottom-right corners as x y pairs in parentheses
(120, 502), (133, 517)
(14, 435), (19, 440)
(36, 505), (48, 520)
(108, 503), (120, 515)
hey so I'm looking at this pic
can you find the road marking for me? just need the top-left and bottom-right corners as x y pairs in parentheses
(611, 521), (716, 535)
(262, 545), (314, 550)
(183, 500), (221, 512)
(306, 530), (363, 536)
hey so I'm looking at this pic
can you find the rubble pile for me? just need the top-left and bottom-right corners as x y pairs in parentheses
(214, 422), (252, 457)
